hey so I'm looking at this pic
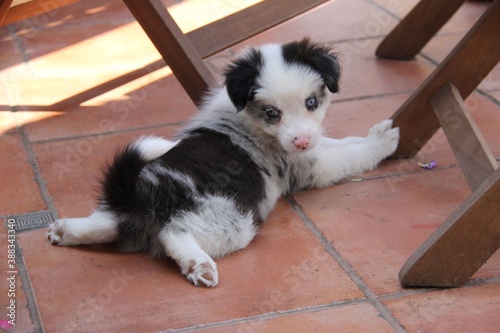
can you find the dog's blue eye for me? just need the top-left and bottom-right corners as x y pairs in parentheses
(264, 106), (279, 118)
(305, 96), (318, 111)
(263, 106), (281, 123)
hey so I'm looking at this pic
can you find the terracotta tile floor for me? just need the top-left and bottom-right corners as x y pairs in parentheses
(1, 0), (499, 332)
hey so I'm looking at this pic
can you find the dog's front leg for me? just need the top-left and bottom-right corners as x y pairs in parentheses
(306, 120), (399, 188)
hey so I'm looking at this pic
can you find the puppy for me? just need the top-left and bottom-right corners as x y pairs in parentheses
(47, 38), (399, 287)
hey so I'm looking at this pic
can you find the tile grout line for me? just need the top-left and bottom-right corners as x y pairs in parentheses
(6, 24), (49, 331)
(161, 297), (371, 333)
(363, 0), (402, 21)
(377, 275), (500, 303)
(164, 278), (489, 333)
(9, 23), (57, 219)
(334, 164), (463, 186)
(30, 120), (186, 145)
(15, 125), (54, 333)
(15, 241), (45, 333)
(18, 126), (58, 218)
(285, 195), (407, 333)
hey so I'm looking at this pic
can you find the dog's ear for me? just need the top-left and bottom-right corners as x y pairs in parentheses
(282, 37), (341, 93)
(224, 48), (263, 112)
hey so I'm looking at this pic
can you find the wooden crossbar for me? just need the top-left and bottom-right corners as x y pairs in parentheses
(432, 83), (498, 192)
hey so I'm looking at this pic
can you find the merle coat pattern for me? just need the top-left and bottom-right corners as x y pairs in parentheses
(47, 38), (399, 287)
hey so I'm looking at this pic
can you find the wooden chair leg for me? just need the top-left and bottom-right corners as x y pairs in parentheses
(123, 0), (216, 106)
(390, 0), (500, 158)
(376, 0), (465, 60)
(400, 167), (500, 287)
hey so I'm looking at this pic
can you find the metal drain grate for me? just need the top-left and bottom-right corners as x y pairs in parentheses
(7, 211), (54, 231)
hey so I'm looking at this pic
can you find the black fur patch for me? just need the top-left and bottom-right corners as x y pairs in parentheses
(100, 129), (267, 256)
(164, 129), (266, 219)
(224, 48), (264, 112)
(100, 144), (198, 256)
(282, 37), (341, 93)
(100, 145), (149, 215)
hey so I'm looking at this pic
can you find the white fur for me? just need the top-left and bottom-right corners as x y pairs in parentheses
(167, 195), (256, 258)
(159, 231), (219, 287)
(304, 119), (399, 188)
(255, 44), (328, 152)
(47, 210), (118, 246)
(159, 195), (256, 287)
(133, 136), (179, 161)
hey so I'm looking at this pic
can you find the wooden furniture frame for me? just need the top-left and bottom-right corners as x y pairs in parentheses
(0, 0), (328, 111)
(122, 0), (329, 106)
(377, 0), (500, 287)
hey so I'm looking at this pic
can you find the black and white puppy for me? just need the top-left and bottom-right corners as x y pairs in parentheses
(47, 38), (399, 287)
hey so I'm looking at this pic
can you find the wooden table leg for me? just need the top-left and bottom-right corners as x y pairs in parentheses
(123, 0), (216, 106)
(376, 0), (466, 60)
(400, 167), (500, 287)
(389, 0), (500, 158)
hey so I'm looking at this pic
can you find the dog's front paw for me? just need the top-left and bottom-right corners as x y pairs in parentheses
(186, 259), (219, 287)
(367, 119), (399, 158)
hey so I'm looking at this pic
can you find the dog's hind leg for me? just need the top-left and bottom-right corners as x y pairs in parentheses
(159, 229), (219, 287)
(47, 209), (118, 246)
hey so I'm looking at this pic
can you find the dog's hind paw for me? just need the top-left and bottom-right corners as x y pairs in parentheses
(46, 219), (66, 246)
(186, 260), (219, 287)
(46, 218), (85, 246)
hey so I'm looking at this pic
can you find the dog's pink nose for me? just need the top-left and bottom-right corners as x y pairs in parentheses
(293, 136), (310, 150)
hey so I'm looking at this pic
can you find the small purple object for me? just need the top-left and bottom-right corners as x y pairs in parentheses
(418, 160), (437, 170)
(426, 160), (437, 170)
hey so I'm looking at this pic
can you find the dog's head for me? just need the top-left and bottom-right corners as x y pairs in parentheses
(225, 38), (341, 152)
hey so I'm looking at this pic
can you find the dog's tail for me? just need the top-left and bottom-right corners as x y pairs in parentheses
(99, 136), (177, 215)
